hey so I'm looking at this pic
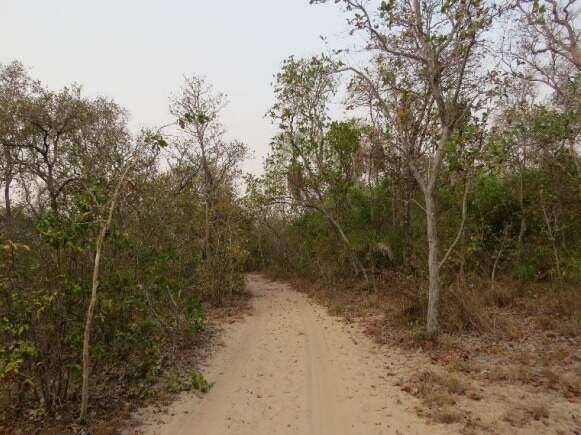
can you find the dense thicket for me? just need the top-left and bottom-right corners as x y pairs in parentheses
(246, 0), (580, 333)
(0, 0), (579, 428)
(0, 65), (248, 421)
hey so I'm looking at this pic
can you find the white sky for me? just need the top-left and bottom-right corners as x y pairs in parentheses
(1, 0), (348, 174)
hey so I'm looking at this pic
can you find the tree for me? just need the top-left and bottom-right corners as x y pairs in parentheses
(314, 0), (494, 334)
(170, 76), (247, 259)
(267, 56), (369, 279)
(79, 149), (138, 423)
(503, 0), (581, 171)
(0, 62), (34, 231)
(506, 0), (580, 106)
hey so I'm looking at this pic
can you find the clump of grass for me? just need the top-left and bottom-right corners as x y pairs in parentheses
(190, 369), (213, 393)
(165, 372), (185, 394)
(328, 303), (347, 316)
(485, 285), (515, 308)
(396, 288), (427, 327)
(442, 285), (491, 333)
(409, 326), (435, 344)
(434, 408), (463, 424)
(502, 402), (549, 427)
(541, 286), (580, 320)
(402, 370), (471, 410)
(444, 375), (469, 395)
(399, 369), (475, 425)
(527, 403), (550, 421)
(396, 283), (492, 334)
(487, 365), (534, 384)
(449, 359), (482, 375)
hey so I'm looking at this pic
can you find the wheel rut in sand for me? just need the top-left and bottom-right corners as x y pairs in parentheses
(128, 274), (449, 435)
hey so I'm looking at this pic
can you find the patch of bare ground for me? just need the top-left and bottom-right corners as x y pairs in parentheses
(289, 274), (581, 434)
(126, 273), (456, 435)
(0, 292), (252, 435)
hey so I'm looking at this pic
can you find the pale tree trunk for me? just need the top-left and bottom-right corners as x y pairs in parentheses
(424, 188), (441, 335)
(3, 147), (13, 231)
(320, 207), (369, 283)
(4, 175), (12, 229)
(409, 166), (443, 336)
(204, 200), (210, 258)
(518, 171), (526, 244)
(491, 245), (504, 289)
(518, 154), (527, 246)
(402, 173), (413, 266)
(79, 161), (133, 424)
(411, 130), (471, 336)
(410, 145), (445, 336)
(539, 190), (562, 281)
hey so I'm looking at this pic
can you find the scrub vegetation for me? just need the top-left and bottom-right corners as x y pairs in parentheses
(1, 0), (579, 433)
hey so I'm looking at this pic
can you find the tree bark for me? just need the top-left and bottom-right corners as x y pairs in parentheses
(491, 245), (504, 289)
(3, 147), (13, 231)
(539, 190), (562, 281)
(424, 188), (440, 336)
(79, 160), (133, 424)
(518, 162), (526, 245)
(322, 208), (369, 282)
(3, 173), (12, 229)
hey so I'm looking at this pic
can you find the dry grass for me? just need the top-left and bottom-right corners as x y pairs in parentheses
(328, 303), (347, 316)
(434, 408), (464, 424)
(502, 401), (550, 427)
(291, 273), (581, 392)
(381, 272), (581, 340)
(285, 274), (581, 433)
(397, 369), (474, 425)
(401, 370), (470, 403)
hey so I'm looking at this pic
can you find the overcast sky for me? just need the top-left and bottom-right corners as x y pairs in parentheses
(1, 0), (348, 174)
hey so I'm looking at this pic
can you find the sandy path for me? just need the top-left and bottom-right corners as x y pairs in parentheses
(129, 274), (448, 435)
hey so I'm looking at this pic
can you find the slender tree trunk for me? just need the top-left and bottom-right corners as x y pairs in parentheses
(491, 245), (504, 289)
(424, 188), (440, 336)
(79, 161), (133, 424)
(4, 174), (12, 228)
(3, 148), (13, 231)
(322, 208), (369, 282)
(204, 200), (210, 258)
(402, 172), (414, 266)
(539, 190), (562, 281)
(518, 165), (526, 245)
(80, 223), (107, 423)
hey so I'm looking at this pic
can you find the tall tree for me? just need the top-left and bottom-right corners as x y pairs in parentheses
(267, 56), (368, 279)
(507, 0), (580, 105)
(170, 76), (247, 258)
(314, 0), (494, 334)
(0, 62), (33, 231)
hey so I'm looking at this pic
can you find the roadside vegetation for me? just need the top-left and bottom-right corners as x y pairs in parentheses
(248, 0), (580, 337)
(0, 69), (249, 432)
(1, 0), (579, 433)
(244, 0), (580, 431)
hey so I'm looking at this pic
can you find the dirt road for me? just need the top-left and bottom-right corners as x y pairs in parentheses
(129, 274), (449, 435)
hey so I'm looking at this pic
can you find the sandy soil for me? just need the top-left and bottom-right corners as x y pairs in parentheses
(126, 274), (450, 435)
(126, 274), (580, 435)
